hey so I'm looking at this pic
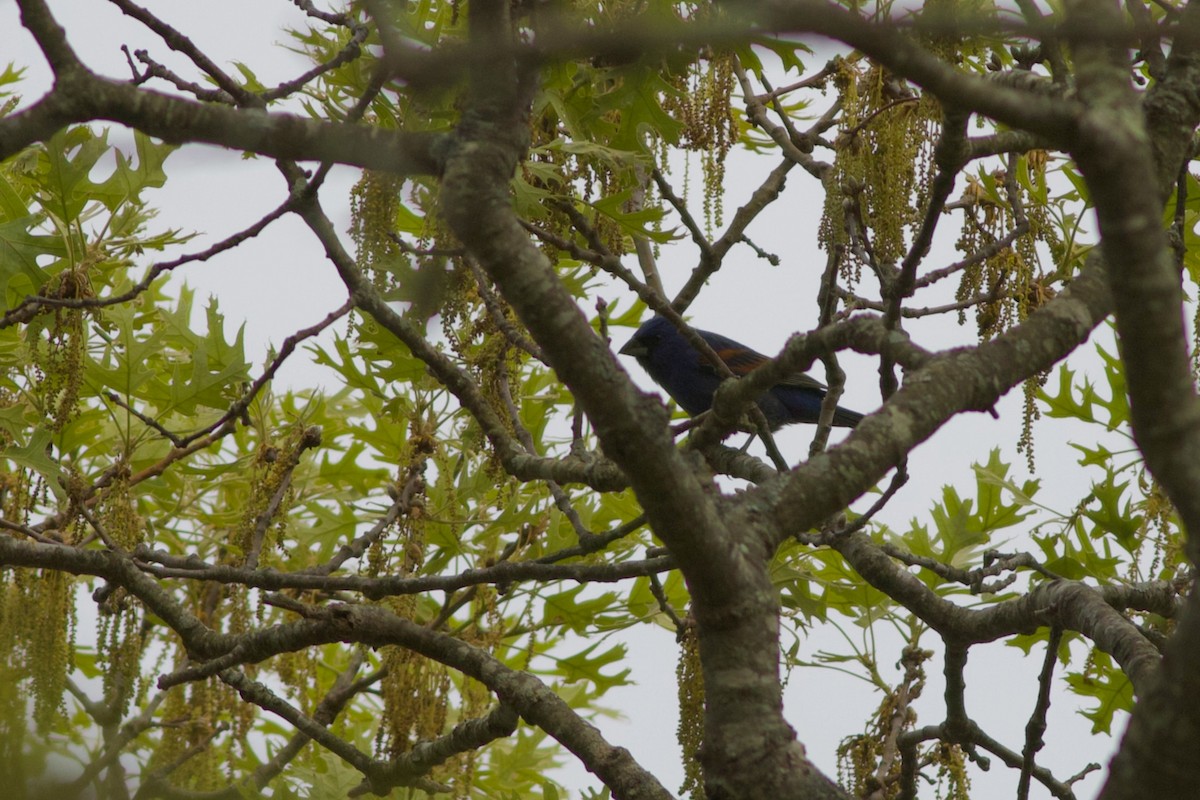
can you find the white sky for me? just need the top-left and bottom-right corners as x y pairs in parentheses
(2, 1), (1128, 798)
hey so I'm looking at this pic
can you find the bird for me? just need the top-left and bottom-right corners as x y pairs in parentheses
(619, 315), (864, 429)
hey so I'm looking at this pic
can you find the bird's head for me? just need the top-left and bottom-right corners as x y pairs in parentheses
(618, 315), (673, 362)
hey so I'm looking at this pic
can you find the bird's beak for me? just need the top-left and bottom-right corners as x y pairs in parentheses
(619, 339), (647, 358)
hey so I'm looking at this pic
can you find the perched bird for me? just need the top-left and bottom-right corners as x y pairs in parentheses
(619, 315), (864, 429)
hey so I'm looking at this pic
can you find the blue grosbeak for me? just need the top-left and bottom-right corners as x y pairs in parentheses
(619, 315), (864, 429)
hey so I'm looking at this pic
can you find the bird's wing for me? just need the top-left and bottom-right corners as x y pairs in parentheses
(703, 335), (828, 393)
(712, 345), (770, 376)
(691, 330), (767, 375)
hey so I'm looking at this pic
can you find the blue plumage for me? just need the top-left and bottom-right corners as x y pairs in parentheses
(619, 316), (863, 429)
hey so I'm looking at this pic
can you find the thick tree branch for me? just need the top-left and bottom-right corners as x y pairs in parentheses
(0, 536), (231, 657)
(0, 69), (445, 174)
(133, 545), (673, 598)
(1068, 0), (1200, 797)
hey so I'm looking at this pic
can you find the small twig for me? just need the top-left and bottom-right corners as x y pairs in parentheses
(468, 259), (545, 361)
(496, 360), (592, 543)
(811, 246), (848, 457)
(912, 222), (1030, 290)
(967, 721), (1077, 800)
(220, 668), (380, 778)
(647, 571), (685, 631)
(738, 234), (780, 265)
(0, 516), (63, 544)
(836, 464), (909, 537)
(245, 427), (323, 570)
(651, 166), (715, 262)
(841, 182), (883, 280)
(0, 198), (297, 330)
(108, 0), (254, 102)
(885, 110), (970, 335)
(534, 515), (648, 564)
(67, 688), (167, 795)
(521, 217), (667, 313)
(261, 17), (369, 103)
(1017, 626), (1063, 800)
(105, 391), (184, 447)
(629, 163), (666, 298)
(943, 643), (970, 731)
(77, 503), (126, 554)
(291, 0), (355, 26)
(136, 722), (230, 799)
(390, 234), (466, 258)
(1065, 763), (1103, 786)
(124, 46), (232, 101)
(353, 704), (518, 796)
(733, 61), (831, 181)
(675, 156), (795, 310)
(306, 481), (419, 578)
(873, 643), (929, 794)
(842, 96), (921, 138)
(177, 298), (354, 448)
(751, 58), (839, 101)
(835, 283), (1012, 319)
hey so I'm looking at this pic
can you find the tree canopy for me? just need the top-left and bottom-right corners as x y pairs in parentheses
(1, 1), (1198, 799)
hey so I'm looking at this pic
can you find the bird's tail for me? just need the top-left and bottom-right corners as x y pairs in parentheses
(833, 407), (865, 428)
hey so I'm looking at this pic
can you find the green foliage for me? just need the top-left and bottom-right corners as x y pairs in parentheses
(923, 449), (1037, 564)
(0, 105), (670, 793)
(289, 751), (363, 799)
(1065, 651), (1135, 734)
(1041, 338), (1130, 430)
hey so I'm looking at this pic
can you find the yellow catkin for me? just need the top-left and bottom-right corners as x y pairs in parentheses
(932, 742), (971, 800)
(0, 571), (23, 780)
(29, 568), (74, 732)
(448, 673), (493, 797)
(100, 464), (145, 551)
(376, 425), (440, 764)
(442, 300), (528, 476)
(820, 58), (938, 289)
(378, 641), (451, 759)
(31, 253), (98, 431)
(662, 42), (737, 235)
(98, 599), (144, 718)
(147, 659), (240, 789)
(676, 621), (705, 799)
(955, 151), (1065, 470)
(349, 170), (407, 292)
(232, 425), (314, 568)
(0, 565), (74, 762)
(836, 734), (881, 797)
